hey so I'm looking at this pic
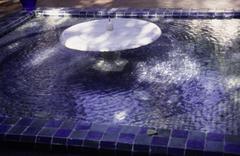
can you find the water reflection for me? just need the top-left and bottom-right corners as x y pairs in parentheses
(0, 17), (240, 134)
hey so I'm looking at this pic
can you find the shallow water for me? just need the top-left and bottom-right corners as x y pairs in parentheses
(0, 17), (240, 134)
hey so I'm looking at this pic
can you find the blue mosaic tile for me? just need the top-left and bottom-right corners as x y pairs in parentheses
(52, 129), (72, 145)
(225, 134), (240, 145)
(157, 129), (171, 138)
(106, 125), (122, 134)
(16, 118), (33, 127)
(30, 119), (47, 128)
(1, 117), (19, 125)
(85, 130), (103, 140)
(0, 117), (5, 124)
(151, 136), (169, 147)
(168, 138), (187, 156)
(186, 139), (204, 150)
(138, 127), (148, 135)
(0, 125), (12, 140)
(59, 120), (76, 129)
(206, 133), (224, 142)
(100, 132), (119, 150)
(83, 131), (104, 149)
(44, 119), (62, 128)
(186, 149), (203, 156)
(36, 127), (57, 144)
(67, 130), (88, 146)
(117, 133), (135, 151)
(75, 121), (91, 131)
(5, 125), (27, 142)
(186, 132), (205, 155)
(234, 12), (240, 18)
(21, 126), (41, 143)
(90, 123), (109, 133)
(133, 135), (152, 152)
(172, 130), (188, 138)
(224, 144), (240, 155)
(204, 141), (224, 156)
(181, 12), (190, 18)
(150, 146), (167, 156)
(188, 131), (205, 141)
(121, 126), (140, 135)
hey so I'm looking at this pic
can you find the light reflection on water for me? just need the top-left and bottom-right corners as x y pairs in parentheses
(0, 17), (240, 134)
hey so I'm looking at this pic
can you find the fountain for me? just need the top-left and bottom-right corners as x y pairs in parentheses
(60, 18), (161, 71)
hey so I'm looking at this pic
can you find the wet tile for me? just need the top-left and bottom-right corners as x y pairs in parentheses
(187, 139), (204, 150)
(206, 133), (224, 142)
(16, 118), (33, 127)
(67, 130), (88, 146)
(133, 135), (152, 152)
(90, 123), (109, 133)
(36, 127), (57, 144)
(21, 126), (42, 143)
(59, 120), (76, 129)
(5, 125), (27, 142)
(85, 131), (104, 141)
(117, 133), (135, 151)
(75, 122), (91, 131)
(157, 129), (171, 138)
(204, 141), (224, 153)
(83, 131), (104, 148)
(225, 134), (240, 145)
(0, 117), (6, 124)
(44, 119), (62, 128)
(1, 117), (19, 125)
(30, 119), (47, 128)
(106, 125), (122, 134)
(224, 144), (240, 155)
(100, 132), (118, 150)
(121, 126), (140, 135)
(151, 136), (169, 147)
(172, 130), (188, 138)
(0, 125), (12, 140)
(52, 129), (72, 145)
(168, 137), (187, 156)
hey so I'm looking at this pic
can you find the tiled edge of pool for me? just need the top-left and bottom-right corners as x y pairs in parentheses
(0, 11), (35, 37)
(34, 7), (240, 19)
(0, 7), (240, 156)
(1, 116), (240, 156)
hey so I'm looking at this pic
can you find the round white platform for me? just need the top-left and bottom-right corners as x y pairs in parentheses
(60, 18), (161, 52)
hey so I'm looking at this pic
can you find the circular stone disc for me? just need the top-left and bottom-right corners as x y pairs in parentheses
(60, 18), (161, 52)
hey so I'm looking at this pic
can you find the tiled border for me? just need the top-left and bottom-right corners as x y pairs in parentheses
(0, 10), (35, 37)
(0, 7), (240, 37)
(1, 7), (240, 155)
(0, 116), (240, 156)
(35, 7), (240, 19)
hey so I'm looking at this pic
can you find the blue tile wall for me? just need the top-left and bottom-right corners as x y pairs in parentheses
(67, 130), (88, 147)
(0, 116), (240, 155)
(83, 131), (104, 149)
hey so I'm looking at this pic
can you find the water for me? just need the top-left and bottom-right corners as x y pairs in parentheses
(0, 17), (240, 134)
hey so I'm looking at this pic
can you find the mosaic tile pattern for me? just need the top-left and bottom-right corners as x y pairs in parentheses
(0, 8), (240, 156)
(35, 7), (240, 19)
(0, 10), (34, 37)
(0, 116), (240, 155)
(1, 8), (240, 134)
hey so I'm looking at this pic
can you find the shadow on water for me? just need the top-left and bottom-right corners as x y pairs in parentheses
(1, 16), (240, 133)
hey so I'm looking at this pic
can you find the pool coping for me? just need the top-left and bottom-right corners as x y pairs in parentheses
(35, 7), (240, 19)
(1, 116), (240, 156)
(0, 7), (240, 156)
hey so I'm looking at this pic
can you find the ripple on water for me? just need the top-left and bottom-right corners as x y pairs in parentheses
(0, 17), (240, 134)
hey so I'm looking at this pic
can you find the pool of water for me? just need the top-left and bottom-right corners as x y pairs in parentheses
(0, 16), (240, 134)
